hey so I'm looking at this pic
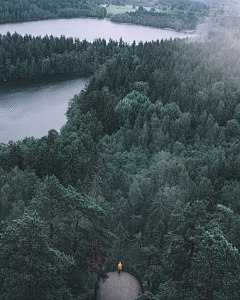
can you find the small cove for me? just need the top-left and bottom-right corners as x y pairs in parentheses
(0, 76), (87, 143)
(0, 18), (196, 143)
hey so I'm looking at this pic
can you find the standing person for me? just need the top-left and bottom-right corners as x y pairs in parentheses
(118, 262), (122, 274)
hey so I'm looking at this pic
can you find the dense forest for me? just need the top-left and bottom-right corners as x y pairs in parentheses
(110, 8), (200, 31)
(107, 0), (209, 13)
(0, 0), (210, 32)
(0, 0), (106, 24)
(170, 0), (209, 11)
(109, 0), (210, 32)
(1, 13), (240, 297)
(0, 33), (127, 80)
(156, 0), (209, 11)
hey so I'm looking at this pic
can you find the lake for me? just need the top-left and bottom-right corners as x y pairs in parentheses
(0, 76), (87, 143)
(0, 18), (195, 43)
(0, 18), (195, 143)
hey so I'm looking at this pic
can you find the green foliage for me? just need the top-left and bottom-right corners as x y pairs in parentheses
(2, 25), (240, 299)
(158, 201), (240, 299)
(0, 212), (74, 300)
(31, 175), (113, 258)
(77, 290), (94, 300)
(31, 175), (77, 248)
(0, 33), (123, 80)
(134, 291), (158, 299)
(169, 0), (209, 12)
(0, 0), (106, 24)
(115, 90), (151, 126)
(110, 9), (202, 31)
(0, 166), (39, 222)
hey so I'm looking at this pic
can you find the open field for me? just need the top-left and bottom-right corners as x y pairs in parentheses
(107, 4), (136, 15)
(106, 4), (162, 15)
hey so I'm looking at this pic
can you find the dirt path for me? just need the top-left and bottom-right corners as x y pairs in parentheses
(97, 271), (142, 300)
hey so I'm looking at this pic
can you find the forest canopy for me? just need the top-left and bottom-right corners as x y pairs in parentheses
(110, 9), (200, 31)
(0, 0), (106, 24)
(1, 7), (240, 300)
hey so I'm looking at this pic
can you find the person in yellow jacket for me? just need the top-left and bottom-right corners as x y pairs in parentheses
(118, 262), (122, 274)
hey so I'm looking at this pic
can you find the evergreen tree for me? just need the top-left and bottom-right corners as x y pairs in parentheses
(158, 201), (240, 299)
(31, 175), (114, 279)
(134, 291), (158, 300)
(0, 212), (74, 300)
(31, 175), (78, 248)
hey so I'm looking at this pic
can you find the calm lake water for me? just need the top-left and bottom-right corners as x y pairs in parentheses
(0, 18), (194, 43)
(0, 18), (195, 143)
(0, 77), (87, 143)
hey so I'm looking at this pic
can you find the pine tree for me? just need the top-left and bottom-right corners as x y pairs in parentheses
(31, 175), (76, 249)
(0, 212), (74, 300)
(158, 201), (240, 299)
(62, 144), (80, 186)
(134, 291), (158, 300)
(31, 175), (114, 274)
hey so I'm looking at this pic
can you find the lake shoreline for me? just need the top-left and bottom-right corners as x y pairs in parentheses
(0, 16), (105, 26)
(0, 18), (194, 46)
(108, 21), (196, 34)
(0, 17), (196, 36)
(0, 74), (88, 90)
(0, 76), (88, 143)
(0, 18), (193, 143)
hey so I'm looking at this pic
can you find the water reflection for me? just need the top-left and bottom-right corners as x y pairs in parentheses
(0, 76), (87, 143)
(0, 18), (195, 43)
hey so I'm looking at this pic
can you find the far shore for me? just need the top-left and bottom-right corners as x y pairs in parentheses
(0, 16), (196, 35)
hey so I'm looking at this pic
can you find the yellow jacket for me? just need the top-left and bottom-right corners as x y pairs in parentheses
(118, 262), (122, 270)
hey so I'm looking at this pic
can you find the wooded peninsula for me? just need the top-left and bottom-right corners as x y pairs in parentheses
(1, 0), (240, 299)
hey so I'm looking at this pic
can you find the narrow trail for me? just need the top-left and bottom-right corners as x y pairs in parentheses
(97, 271), (142, 300)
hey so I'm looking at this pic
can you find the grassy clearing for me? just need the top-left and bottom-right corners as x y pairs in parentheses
(107, 5), (136, 15)
(106, 5), (162, 15)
